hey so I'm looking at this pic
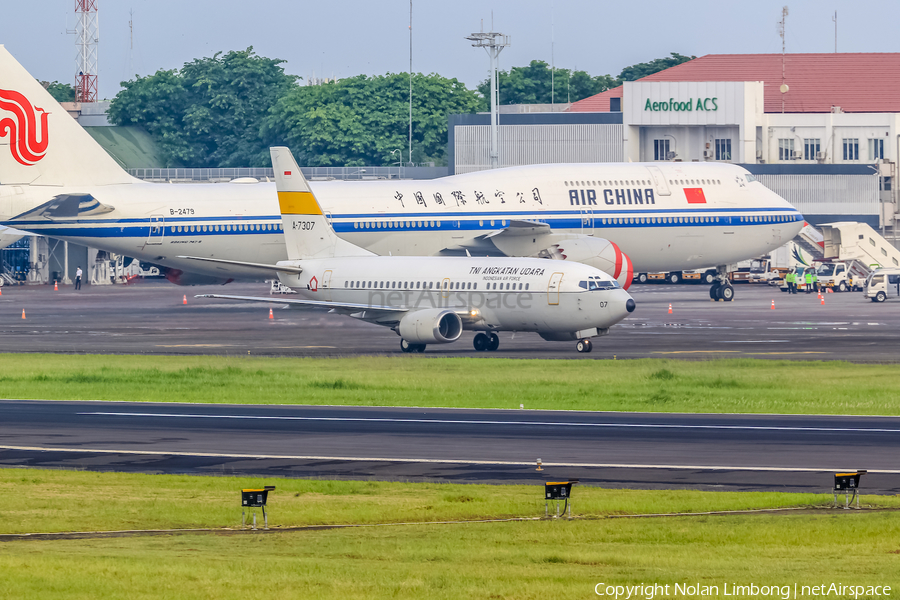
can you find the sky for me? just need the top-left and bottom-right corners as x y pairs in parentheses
(2, 0), (899, 101)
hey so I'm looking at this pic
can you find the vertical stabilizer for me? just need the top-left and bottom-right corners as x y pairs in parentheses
(271, 146), (372, 260)
(0, 45), (136, 186)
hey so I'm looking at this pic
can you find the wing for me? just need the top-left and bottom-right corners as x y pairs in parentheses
(178, 255), (304, 275)
(195, 294), (410, 321)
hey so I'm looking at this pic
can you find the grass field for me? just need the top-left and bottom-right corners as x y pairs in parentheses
(1, 354), (900, 415)
(9, 468), (900, 535)
(1, 469), (899, 599)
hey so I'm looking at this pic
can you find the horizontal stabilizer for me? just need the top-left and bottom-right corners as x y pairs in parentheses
(177, 256), (304, 275)
(10, 194), (115, 220)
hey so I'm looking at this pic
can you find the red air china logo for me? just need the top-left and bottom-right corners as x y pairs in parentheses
(0, 89), (49, 166)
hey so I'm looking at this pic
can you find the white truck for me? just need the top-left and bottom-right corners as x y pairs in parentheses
(813, 260), (870, 292)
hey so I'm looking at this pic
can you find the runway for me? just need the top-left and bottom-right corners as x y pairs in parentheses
(1, 400), (896, 493)
(0, 279), (897, 360)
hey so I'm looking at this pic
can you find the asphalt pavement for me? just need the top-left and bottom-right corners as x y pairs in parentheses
(0, 400), (896, 493)
(0, 279), (897, 360)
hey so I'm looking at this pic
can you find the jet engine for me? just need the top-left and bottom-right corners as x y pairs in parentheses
(538, 238), (633, 290)
(397, 308), (463, 344)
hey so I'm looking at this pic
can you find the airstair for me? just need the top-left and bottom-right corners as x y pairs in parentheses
(793, 222), (825, 261)
(819, 222), (900, 269)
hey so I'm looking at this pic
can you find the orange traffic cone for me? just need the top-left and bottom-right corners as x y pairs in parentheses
(668, 303), (673, 314)
(182, 295), (187, 305)
(771, 299), (775, 310)
(268, 308), (274, 320)
(54, 281), (58, 291)
(21, 309), (25, 319)
(821, 296), (825, 306)
(0, 286), (3, 296)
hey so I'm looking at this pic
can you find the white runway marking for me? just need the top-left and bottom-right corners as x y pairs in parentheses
(77, 412), (900, 433)
(1, 444), (897, 473)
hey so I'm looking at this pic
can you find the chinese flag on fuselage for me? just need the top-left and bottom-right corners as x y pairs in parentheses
(684, 188), (706, 204)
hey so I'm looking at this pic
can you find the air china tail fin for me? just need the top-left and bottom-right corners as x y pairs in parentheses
(0, 45), (136, 186)
(271, 146), (372, 260)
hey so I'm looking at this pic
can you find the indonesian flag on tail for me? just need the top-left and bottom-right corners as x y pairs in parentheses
(684, 188), (706, 204)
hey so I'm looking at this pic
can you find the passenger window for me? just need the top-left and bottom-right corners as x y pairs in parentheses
(525, 283), (529, 290)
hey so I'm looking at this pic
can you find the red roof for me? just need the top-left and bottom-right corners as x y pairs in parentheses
(568, 53), (900, 114)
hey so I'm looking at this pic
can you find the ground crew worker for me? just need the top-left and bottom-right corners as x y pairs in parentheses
(812, 271), (819, 293)
(804, 269), (813, 293)
(786, 270), (795, 294)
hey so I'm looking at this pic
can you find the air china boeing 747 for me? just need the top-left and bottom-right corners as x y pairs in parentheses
(0, 46), (803, 300)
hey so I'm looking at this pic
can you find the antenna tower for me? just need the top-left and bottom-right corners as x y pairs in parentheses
(778, 6), (788, 114)
(75, 0), (99, 103)
(466, 28), (510, 169)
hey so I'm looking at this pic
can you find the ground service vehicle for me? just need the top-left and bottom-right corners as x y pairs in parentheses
(864, 268), (900, 302)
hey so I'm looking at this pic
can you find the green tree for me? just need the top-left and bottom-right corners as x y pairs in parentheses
(41, 80), (76, 103)
(617, 52), (695, 82)
(477, 60), (617, 106)
(108, 47), (297, 167)
(263, 73), (482, 167)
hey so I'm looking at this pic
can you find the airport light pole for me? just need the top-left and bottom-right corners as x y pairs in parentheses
(466, 30), (510, 170)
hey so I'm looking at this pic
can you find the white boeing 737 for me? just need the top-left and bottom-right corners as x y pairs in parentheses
(0, 46), (804, 300)
(192, 148), (636, 353)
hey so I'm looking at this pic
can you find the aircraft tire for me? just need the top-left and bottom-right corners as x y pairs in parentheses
(719, 284), (735, 302)
(709, 282), (721, 300)
(584, 339), (593, 352)
(488, 333), (500, 351)
(400, 339), (413, 353)
(576, 339), (590, 353)
(473, 333), (489, 351)
(414, 344), (427, 353)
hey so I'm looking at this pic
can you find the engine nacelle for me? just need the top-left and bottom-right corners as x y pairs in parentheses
(398, 308), (463, 344)
(539, 238), (633, 290)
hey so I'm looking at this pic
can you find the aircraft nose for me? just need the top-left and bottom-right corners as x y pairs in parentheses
(626, 298), (636, 313)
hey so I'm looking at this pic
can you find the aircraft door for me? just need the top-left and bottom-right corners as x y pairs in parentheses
(581, 208), (594, 231)
(441, 278), (451, 298)
(322, 270), (333, 301)
(147, 215), (165, 245)
(645, 166), (672, 196)
(547, 272), (564, 305)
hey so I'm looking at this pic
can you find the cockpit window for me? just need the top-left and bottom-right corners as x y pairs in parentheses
(745, 174), (757, 183)
(578, 276), (620, 291)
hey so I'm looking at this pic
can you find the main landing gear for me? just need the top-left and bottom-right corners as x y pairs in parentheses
(400, 339), (426, 353)
(575, 339), (593, 353)
(473, 332), (500, 352)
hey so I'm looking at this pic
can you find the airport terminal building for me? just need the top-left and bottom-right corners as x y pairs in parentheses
(450, 53), (900, 230)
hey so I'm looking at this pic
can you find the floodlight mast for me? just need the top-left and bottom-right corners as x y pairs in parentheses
(466, 31), (509, 169)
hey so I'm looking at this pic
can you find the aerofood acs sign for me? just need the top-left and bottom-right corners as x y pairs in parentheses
(644, 97), (717, 112)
